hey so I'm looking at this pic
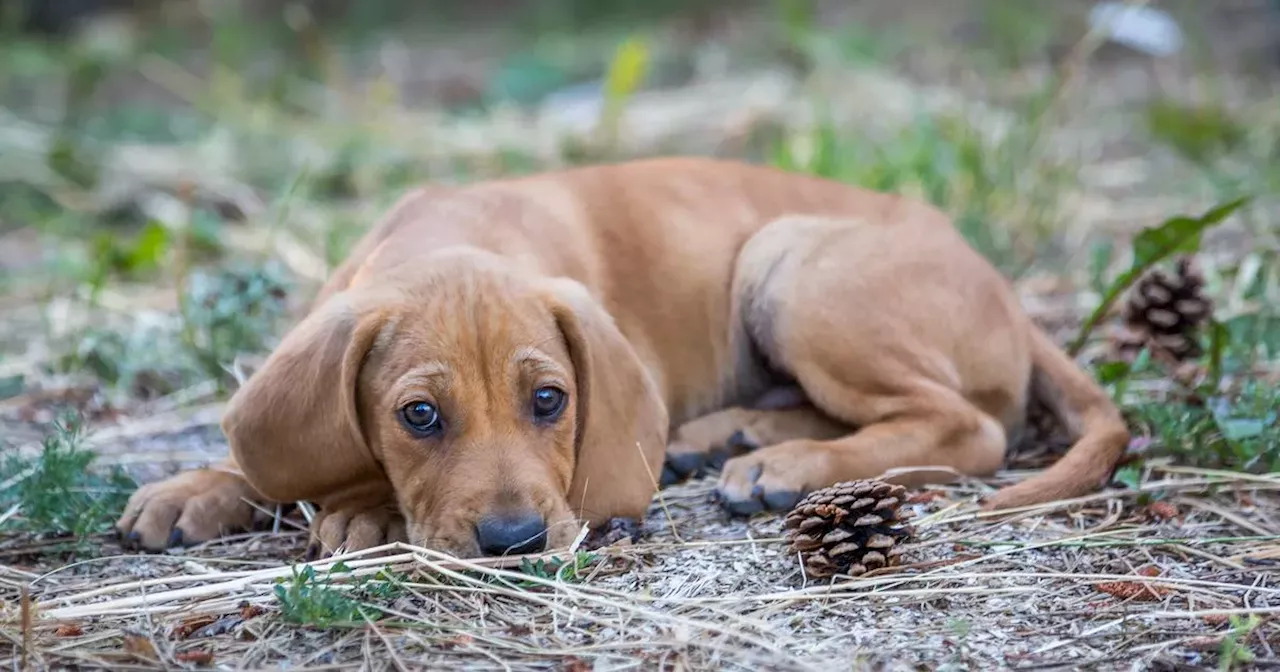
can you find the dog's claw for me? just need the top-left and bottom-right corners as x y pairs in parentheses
(167, 527), (186, 548)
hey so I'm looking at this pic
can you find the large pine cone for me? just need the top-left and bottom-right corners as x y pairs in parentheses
(1111, 256), (1212, 364)
(783, 480), (914, 579)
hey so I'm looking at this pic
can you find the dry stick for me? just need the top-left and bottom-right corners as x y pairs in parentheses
(922, 476), (1275, 528)
(36, 539), (550, 607)
(636, 440), (683, 543)
(38, 516), (1274, 617)
(362, 610), (411, 672)
(19, 585), (31, 671)
(39, 546), (494, 616)
(1153, 465), (1280, 485)
(1175, 496), (1280, 537)
(388, 561), (794, 669)
(400, 546), (793, 662)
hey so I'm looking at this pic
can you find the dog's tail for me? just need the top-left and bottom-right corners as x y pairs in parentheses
(984, 324), (1130, 510)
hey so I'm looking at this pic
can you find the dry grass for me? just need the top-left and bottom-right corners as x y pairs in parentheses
(2, 466), (1278, 669)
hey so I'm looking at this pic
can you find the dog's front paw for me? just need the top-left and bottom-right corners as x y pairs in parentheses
(661, 431), (761, 486)
(714, 445), (821, 517)
(307, 506), (407, 559)
(116, 469), (262, 550)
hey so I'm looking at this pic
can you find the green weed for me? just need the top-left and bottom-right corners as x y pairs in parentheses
(273, 562), (404, 627)
(178, 260), (293, 390)
(771, 111), (1069, 274)
(0, 413), (136, 552)
(1126, 380), (1279, 475)
(1084, 199), (1278, 476)
(1218, 614), (1262, 671)
(512, 550), (599, 587)
(54, 260), (293, 398)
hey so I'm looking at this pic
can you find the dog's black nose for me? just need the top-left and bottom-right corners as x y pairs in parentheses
(475, 512), (548, 556)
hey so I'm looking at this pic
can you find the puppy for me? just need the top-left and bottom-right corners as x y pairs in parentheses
(115, 157), (1129, 558)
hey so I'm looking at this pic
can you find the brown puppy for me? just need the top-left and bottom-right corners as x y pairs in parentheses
(115, 157), (1129, 558)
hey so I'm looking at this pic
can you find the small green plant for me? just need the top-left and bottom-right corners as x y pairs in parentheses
(1126, 381), (1279, 475)
(273, 562), (404, 627)
(513, 550), (599, 586)
(53, 260), (292, 399)
(1218, 614), (1261, 671)
(178, 260), (293, 389)
(0, 413), (135, 550)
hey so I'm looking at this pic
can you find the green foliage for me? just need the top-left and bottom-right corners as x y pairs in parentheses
(0, 413), (136, 550)
(54, 261), (293, 398)
(1069, 198), (1251, 355)
(1218, 614), (1262, 671)
(273, 562), (404, 627)
(771, 112), (1067, 273)
(179, 261), (293, 388)
(1126, 381), (1279, 475)
(513, 550), (599, 586)
(1145, 101), (1248, 166)
(1091, 227), (1278, 476)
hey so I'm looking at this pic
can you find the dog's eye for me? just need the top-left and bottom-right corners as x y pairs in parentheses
(400, 401), (442, 435)
(531, 386), (567, 421)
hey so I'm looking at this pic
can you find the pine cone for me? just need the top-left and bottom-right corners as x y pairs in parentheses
(783, 480), (914, 579)
(1112, 256), (1212, 364)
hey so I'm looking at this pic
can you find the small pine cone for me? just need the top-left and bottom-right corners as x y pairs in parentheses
(1111, 256), (1212, 364)
(783, 480), (915, 579)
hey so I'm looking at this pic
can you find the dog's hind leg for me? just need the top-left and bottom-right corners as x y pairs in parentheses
(715, 213), (1029, 514)
(715, 382), (1009, 514)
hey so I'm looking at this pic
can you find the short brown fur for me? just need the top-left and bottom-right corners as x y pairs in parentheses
(116, 157), (1129, 557)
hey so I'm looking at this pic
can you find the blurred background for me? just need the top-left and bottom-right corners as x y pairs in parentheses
(0, 1), (1277, 480)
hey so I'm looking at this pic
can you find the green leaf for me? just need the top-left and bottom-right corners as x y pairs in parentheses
(599, 36), (651, 136)
(1131, 197), (1249, 267)
(128, 221), (172, 272)
(1113, 464), (1143, 490)
(1218, 418), (1266, 442)
(1206, 319), (1230, 386)
(1096, 361), (1131, 385)
(602, 37), (650, 108)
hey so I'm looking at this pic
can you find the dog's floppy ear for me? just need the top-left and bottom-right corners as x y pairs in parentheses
(542, 279), (669, 526)
(221, 291), (390, 505)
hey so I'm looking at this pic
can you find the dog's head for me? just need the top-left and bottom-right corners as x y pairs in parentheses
(220, 250), (668, 557)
